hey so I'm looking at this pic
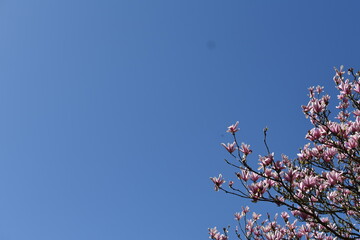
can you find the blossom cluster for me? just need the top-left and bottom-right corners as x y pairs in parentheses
(208, 227), (229, 240)
(210, 66), (360, 240)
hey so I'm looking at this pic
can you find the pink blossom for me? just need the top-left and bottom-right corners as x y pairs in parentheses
(326, 171), (343, 186)
(226, 121), (239, 134)
(301, 175), (318, 189)
(259, 153), (274, 167)
(354, 82), (360, 93)
(234, 212), (242, 221)
(321, 94), (330, 105)
(239, 143), (252, 155)
(265, 232), (283, 240)
(208, 227), (219, 239)
(333, 65), (344, 84)
(273, 161), (285, 171)
(327, 191), (338, 202)
(252, 212), (261, 221)
(221, 142), (236, 153)
(210, 174), (225, 191)
(291, 209), (309, 220)
(281, 212), (289, 221)
(323, 147), (337, 162)
(353, 109), (360, 116)
(345, 135), (359, 149)
(302, 104), (311, 114)
(306, 128), (322, 141)
(328, 121), (341, 134)
(250, 172), (261, 181)
(237, 169), (250, 181)
(208, 228), (228, 240)
(338, 79), (351, 95)
(264, 168), (273, 177)
(220, 235), (228, 240)
(248, 181), (268, 200)
(281, 154), (291, 166)
(316, 85), (324, 94)
(242, 206), (250, 214)
(284, 169), (298, 183)
(312, 99), (324, 113)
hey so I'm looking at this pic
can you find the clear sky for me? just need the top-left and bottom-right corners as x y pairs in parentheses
(0, 1), (359, 239)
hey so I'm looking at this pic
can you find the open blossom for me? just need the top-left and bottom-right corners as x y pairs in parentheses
(281, 212), (289, 221)
(328, 121), (341, 134)
(234, 212), (242, 221)
(242, 206), (250, 214)
(248, 181), (268, 200)
(237, 169), (250, 181)
(326, 171), (343, 186)
(321, 94), (330, 105)
(265, 231), (284, 240)
(221, 142), (236, 153)
(259, 153), (274, 167)
(250, 172), (261, 181)
(239, 143), (252, 155)
(312, 99), (324, 113)
(284, 169), (298, 183)
(316, 85), (324, 94)
(345, 135), (359, 149)
(291, 209), (310, 221)
(273, 160), (285, 171)
(209, 227), (219, 239)
(300, 175), (318, 190)
(226, 121), (239, 134)
(210, 174), (225, 191)
(338, 79), (351, 95)
(306, 127), (322, 141)
(354, 81), (360, 93)
(252, 212), (261, 221)
(333, 65), (344, 84)
(208, 227), (228, 240)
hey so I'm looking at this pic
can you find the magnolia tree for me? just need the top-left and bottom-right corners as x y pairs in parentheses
(209, 66), (360, 240)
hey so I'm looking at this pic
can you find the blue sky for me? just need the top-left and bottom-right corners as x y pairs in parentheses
(0, 1), (359, 239)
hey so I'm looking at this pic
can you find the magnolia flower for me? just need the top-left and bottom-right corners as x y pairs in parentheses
(291, 209), (309, 220)
(239, 143), (252, 155)
(301, 175), (318, 189)
(281, 212), (289, 221)
(234, 212), (242, 221)
(312, 99), (324, 113)
(221, 142), (236, 153)
(345, 137), (358, 149)
(316, 85), (324, 94)
(326, 171), (343, 186)
(338, 79), (351, 95)
(210, 174), (225, 191)
(242, 206), (250, 214)
(237, 169), (250, 181)
(252, 212), (261, 221)
(333, 65), (344, 84)
(226, 121), (239, 133)
(208, 227), (220, 239)
(306, 128), (322, 141)
(354, 82), (360, 93)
